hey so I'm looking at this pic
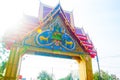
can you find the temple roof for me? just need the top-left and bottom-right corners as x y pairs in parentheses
(3, 3), (97, 58)
(38, 3), (74, 25)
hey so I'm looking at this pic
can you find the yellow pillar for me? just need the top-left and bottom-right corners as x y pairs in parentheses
(85, 55), (93, 80)
(74, 55), (93, 80)
(74, 56), (87, 80)
(4, 46), (29, 80)
(4, 47), (20, 80)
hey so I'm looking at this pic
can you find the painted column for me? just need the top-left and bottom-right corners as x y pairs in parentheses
(4, 46), (29, 80)
(4, 47), (20, 80)
(74, 55), (93, 80)
(76, 57), (87, 80)
(85, 55), (93, 80)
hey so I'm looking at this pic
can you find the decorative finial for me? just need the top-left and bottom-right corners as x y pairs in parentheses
(71, 9), (74, 13)
(39, 0), (41, 3)
(58, 0), (61, 6)
(58, 0), (60, 4)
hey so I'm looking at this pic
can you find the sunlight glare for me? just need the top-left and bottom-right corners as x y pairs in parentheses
(0, 0), (39, 37)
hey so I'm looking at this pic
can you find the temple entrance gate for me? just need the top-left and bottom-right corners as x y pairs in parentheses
(3, 3), (96, 80)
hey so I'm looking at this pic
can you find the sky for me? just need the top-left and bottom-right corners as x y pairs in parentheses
(0, 0), (120, 78)
(20, 54), (79, 79)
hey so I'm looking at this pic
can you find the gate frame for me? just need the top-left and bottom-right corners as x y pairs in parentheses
(4, 44), (93, 80)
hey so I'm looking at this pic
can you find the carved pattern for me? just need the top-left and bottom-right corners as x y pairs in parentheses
(35, 23), (75, 51)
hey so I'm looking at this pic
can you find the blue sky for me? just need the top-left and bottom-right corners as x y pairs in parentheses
(0, 0), (120, 78)
(75, 0), (120, 77)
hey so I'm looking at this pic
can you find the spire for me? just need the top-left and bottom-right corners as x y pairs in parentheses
(38, 0), (43, 20)
(58, 0), (62, 5)
(58, 0), (60, 4)
(71, 9), (74, 13)
(58, 0), (61, 8)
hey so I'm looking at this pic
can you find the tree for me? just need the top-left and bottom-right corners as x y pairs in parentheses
(93, 70), (120, 80)
(0, 61), (7, 73)
(59, 73), (73, 80)
(0, 42), (10, 79)
(37, 71), (53, 80)
(110, 74), (120, 80)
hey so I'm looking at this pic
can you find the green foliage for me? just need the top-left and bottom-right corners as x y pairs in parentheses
(0, 42), (10, 77)
(37, 71), (53, 80)
(0, 42), (9, 62)
(110, 74), (120, 80)
(0, 61), (7, 73)
(0, 73), (4, 80)
(59, 73), (73, 80)
(93, 70), (120, 80)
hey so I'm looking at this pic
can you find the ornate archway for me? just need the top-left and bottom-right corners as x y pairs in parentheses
(3, 3), (96, 80)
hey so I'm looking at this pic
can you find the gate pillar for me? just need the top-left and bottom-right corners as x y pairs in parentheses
(74, 55), (93, 80)
(4, 46), (28, 80)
